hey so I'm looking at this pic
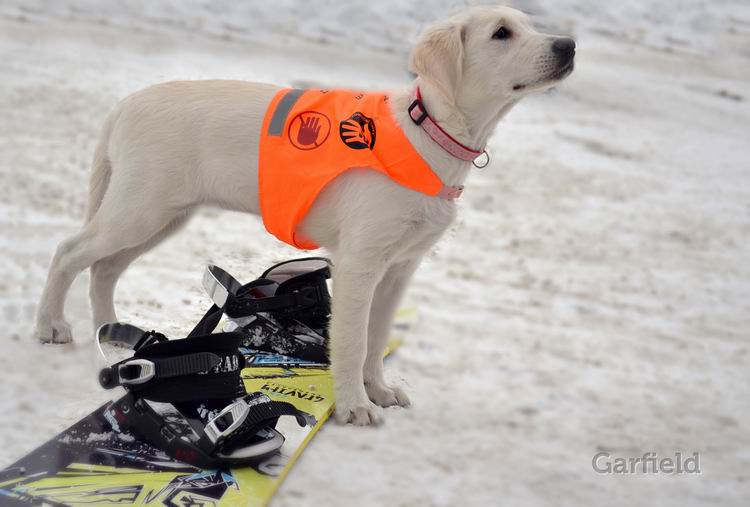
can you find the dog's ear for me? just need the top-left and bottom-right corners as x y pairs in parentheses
(409, 20), (465, 105)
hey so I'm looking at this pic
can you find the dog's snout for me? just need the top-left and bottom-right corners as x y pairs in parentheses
(552, 37), (575, 69)
(552, 37), (576, 56)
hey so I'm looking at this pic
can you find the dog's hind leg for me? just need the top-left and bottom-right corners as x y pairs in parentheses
(89, 210), (193, 328)
(34, 193), (188, 343)
(34, 228), (95, 344)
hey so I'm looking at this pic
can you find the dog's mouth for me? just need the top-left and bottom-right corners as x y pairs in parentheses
(513, 59), (575, 92)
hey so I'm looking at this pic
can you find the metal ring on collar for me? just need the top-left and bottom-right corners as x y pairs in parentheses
(472, 150), (491, 168)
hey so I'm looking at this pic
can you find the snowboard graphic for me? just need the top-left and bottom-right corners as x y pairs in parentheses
(0, 308), (415, 506)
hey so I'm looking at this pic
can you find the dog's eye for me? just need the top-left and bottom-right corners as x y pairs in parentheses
(492, 26), (511, 40)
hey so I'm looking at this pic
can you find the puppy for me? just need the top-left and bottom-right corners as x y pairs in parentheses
(34, 6), (574, 425)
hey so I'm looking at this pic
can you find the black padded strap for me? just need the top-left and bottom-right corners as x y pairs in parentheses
(99, 332), (247, 403)
(131, 370), (246, 403)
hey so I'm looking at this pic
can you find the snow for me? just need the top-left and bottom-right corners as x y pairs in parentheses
(1, 1), (749, 505)
(84, 432), (111, 444)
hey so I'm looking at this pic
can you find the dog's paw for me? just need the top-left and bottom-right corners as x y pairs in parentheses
(366, 382), (411, 408)
(35, 319), (73, 344)
(335, 398), (384, 426)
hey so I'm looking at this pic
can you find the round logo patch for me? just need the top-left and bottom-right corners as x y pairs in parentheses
(288, 111), (331, 150)
(339, 112), (376, 150)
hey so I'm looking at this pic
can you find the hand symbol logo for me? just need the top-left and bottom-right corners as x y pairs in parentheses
(297, 115), (322, 147)
(288, 112), (331, 151)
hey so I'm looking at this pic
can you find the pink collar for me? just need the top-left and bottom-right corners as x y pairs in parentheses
(408, 88), (488, 166)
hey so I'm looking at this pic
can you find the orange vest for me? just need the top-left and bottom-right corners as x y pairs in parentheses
(259, 88), (446, 249)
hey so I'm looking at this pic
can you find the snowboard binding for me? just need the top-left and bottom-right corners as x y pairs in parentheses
(195, 257), (332, 363)
(96, 323), (314, 469)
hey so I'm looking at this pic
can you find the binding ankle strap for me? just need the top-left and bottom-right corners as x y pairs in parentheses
(98, 325), (246, 403)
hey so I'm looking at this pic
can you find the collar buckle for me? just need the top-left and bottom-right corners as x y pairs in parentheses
(408, 99), (428, 126)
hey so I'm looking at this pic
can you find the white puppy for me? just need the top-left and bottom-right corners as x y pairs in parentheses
(34, 5), (574, 425)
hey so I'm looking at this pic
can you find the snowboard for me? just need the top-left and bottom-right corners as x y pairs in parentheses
(0, 307), (414, 507)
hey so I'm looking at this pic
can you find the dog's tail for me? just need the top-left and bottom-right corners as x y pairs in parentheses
(84, 108), (118, 223)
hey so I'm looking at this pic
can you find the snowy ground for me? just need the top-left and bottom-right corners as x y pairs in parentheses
(1, 1), (749, 506)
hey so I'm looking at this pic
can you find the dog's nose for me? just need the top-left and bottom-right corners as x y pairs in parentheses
(552, 37), (576, 56)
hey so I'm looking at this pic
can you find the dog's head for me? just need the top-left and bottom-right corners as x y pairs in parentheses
(409, 6), (575, 107)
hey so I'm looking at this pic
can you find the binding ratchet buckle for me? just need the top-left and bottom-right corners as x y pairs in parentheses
(99, 358), (155, 388)
(202, 393), (313, 451)
(205, 398), (254, 444)
(117, 359), (156, 385)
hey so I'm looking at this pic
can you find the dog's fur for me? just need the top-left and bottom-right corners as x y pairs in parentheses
(34, 6), (574, 425)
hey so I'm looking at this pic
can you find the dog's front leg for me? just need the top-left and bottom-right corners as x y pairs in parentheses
(363, 258), (420, 408)
(330, 257), (387, 425)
